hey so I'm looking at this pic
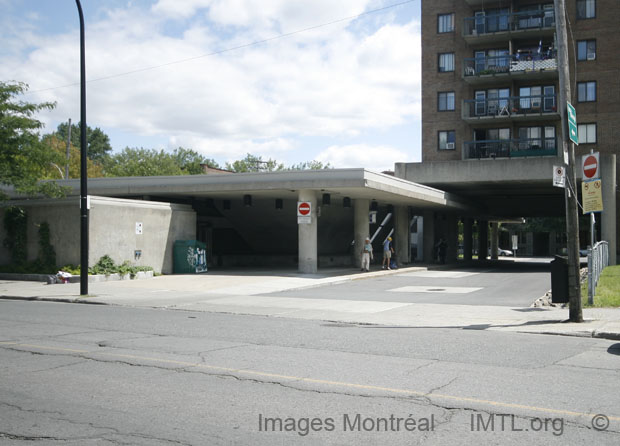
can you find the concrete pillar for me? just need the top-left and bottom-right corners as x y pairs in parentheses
(298, 189), (318, 273)
(353, 199), (370, 268)
(446, 214), (458, 263)
(463, 218), (473, 261)
(478, 220), (488, 261)
(490, 222), (499, 260)
(423, 210), (435, 263)
(601, 154), (617, 265)
(394, 206), (409, 265)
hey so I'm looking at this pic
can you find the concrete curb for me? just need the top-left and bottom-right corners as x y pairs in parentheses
(0, 295), (109, 305)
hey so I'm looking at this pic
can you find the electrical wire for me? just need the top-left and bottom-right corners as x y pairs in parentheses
(25, 0), (416, 95)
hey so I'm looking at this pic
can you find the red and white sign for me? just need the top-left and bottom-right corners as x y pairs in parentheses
(582, 152), (600, 179)
(297, 201), (311, 216)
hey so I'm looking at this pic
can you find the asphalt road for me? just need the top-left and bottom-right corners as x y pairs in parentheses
(1, 299), (619, 445)
(268, 262), (552, 307)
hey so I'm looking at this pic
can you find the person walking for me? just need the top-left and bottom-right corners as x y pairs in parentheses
(382, 236), (394, 270)
(361, 237), (373, 272)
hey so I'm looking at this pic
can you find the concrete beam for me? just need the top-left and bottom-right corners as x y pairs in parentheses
(423, 210), (435, 263)
(490, 222), (499, 260)
(478, 220), (488, 261)
(463, 218), (473, 261)
(601, 154), (617, 265)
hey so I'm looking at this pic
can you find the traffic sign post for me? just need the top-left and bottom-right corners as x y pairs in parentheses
(567, 101), (578, 145)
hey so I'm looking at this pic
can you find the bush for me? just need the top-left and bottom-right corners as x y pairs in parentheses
(60, 255), (154, 278)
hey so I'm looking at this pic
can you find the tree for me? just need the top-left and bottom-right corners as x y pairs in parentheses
(55, 121), (112, 163)
(40, 134), (104, 179)
(103, 147), (184, 177)
(287, 160), (331, 170)
(102, 147), (221, 177)
(225, 153), (284, 173)
(171, 147), (220, 175)
(0, 81), (65, 199)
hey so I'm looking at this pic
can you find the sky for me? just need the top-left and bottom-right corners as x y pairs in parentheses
(1, 0), (422, 172)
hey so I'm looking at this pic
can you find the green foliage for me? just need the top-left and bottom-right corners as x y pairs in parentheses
(287, 160), (331, 170)
(583, 265), (620, 308)
(2, 206), (28, 266)
(102, 147), (220, 177)
(55, 121), (113, 163)
(225, 153), (284, 173)
(36, 222), (56, 271)
(62, 255), (154, 278)
(0, 81), (65, 198)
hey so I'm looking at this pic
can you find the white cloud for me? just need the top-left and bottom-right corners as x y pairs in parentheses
(316, 144), (413, 171)
(1, 0), (421, 166)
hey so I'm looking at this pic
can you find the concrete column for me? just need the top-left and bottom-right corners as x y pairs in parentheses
(423, 210), (435, 263)
(601, 154), (617, 265)
(526, 232), (534, 256)
(394, 206), (409, 265)
(463, 218), (473, 261)
(353, 199), (370, 268)
(298, 189), (318, 273)
(446, 214), (458, 263)
(490, 222), (499, 260)
(478, 220), (488, 261)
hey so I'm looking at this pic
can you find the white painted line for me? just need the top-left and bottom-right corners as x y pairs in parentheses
(201, 296), (410, 313)
(400, 271), (479, 279)
(389, 286), (482, 294)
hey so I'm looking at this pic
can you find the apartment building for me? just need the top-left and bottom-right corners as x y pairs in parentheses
(396, 0), (618, 263)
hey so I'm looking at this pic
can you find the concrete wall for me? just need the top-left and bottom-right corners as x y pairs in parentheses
(0, 196), (196, 274)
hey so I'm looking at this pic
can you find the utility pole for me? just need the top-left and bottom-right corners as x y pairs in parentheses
(76, 0), (89, 296)
(554, 0), (582, 322)
(65, 118), (71, 180)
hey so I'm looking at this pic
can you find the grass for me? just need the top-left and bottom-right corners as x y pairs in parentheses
(582, 265), (620, 307)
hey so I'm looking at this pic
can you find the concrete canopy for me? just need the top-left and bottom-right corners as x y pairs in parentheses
(21, 169), (474, 212)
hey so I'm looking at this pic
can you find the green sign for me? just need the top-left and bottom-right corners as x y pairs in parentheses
(567, 101), (578, 145)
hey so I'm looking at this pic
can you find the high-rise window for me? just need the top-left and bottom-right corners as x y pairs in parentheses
(438, 92), (455, 111)
(577, 0), (596, 19)
(438, 53), (454, 72)
(577, 81), (596, 102)
(438, 13), (454, 33)
(438, 131), (456, 150)
(577, 40), (596, 61)
(578, 123), (597, 144)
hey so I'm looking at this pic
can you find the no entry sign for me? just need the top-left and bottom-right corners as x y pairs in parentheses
(582, 152), (600, 179)
(297, 202), (311, 216)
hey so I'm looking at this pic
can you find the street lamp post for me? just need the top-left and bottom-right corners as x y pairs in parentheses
(76, 0), (89, 295)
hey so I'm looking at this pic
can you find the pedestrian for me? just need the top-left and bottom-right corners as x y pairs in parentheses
(382, 236), (394, 270)
(361, 237), (373, 272)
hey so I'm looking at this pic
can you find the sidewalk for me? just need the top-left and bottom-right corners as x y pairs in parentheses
(1, 266), (619, 341)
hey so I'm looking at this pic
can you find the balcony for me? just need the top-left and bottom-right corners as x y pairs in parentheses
(464, 138), (557, 160)
(463, 10), (555, 44)
(462, 95), (559, 123)
(463, 52), (557, 85)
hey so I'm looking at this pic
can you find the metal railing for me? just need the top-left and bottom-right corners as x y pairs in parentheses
(463, 51), (557, 77)
(462, 94), (557, 119)
(463, 9), (555, 37)
(463, 137), (557, 159)
(588, 241), (609, 304)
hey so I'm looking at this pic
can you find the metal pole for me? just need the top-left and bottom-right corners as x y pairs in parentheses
(588, 212), (595, 304)
(554, 0), (582, 321)
(65, 118), (71, 179)
(76, 0), (89, 295)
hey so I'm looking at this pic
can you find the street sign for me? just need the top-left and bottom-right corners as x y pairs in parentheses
(297, 201), (312, 224)
(553, 165), (565, 188)
(582, 152), (600, 179)
(581, 179), (603, 213)
(567, 101), (579, 145)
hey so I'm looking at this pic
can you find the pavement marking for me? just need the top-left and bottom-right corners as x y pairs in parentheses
(389, 286), (483, 294)
(1, 341), (619, 423)
(196, 296), (410, 313)
(400, 271), (479, 279)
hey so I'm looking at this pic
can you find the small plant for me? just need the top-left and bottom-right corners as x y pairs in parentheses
(59, 255), (154, 278)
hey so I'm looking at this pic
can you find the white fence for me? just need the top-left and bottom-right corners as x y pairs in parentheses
(588, 241), (609, 304)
